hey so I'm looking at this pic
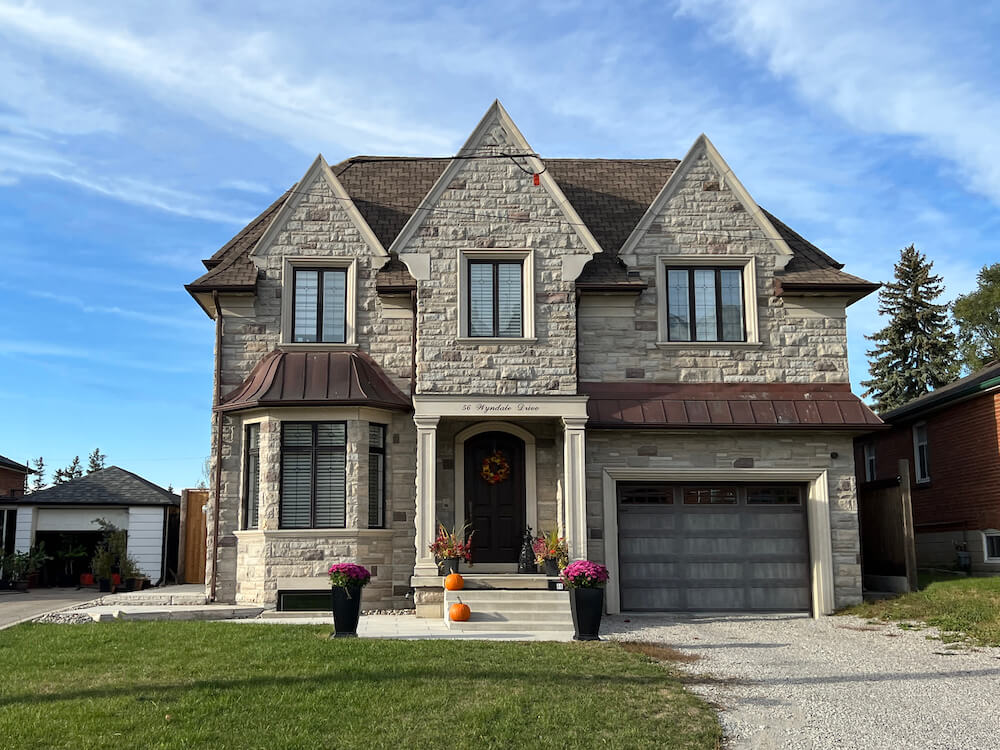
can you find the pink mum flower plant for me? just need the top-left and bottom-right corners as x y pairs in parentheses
(328, 563), (372, 589)
(560, 560), (609, 589)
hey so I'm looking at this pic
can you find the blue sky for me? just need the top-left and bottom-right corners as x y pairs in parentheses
(2, 1), (998, 489)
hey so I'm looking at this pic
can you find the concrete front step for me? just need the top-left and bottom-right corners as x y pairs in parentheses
(444, 589), (572, 633)
(411, 574), (560, 590)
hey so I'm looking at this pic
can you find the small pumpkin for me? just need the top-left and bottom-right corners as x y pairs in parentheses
(444, 573), (465, 591)
(449, 602), (471, 622)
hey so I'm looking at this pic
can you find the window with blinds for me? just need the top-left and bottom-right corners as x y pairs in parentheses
(665, 267), (745, 342)
(243, 423), (260, 529)
(292, 268), (347, 343)
(468, 260), (523, 337)
(368, 424), (386, 529)
(279, 422), (346, 529)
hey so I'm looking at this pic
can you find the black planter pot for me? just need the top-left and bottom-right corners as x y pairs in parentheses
(569, 587), (604, 641)
(543, 558), (560, 577)
(330, 584), (363, 638)
(98, 578), (112, 593)
(438, 558), (460, 576)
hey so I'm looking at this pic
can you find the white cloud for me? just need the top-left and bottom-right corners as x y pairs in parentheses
(675, 0), (1000, 206)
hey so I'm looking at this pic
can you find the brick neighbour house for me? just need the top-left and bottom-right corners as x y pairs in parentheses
(854, 362), (1000, 573)
(0, 455), (33, 558)
(187, 101), (881, 618)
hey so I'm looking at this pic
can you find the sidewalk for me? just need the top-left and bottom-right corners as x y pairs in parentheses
(0, 588), (102, 629)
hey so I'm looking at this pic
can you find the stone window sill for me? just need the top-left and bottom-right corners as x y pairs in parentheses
(654, 341), (763, 349)
(455, 337), (538, 345)
(234, 528), (395, 539)
(278, 343), (359, 351)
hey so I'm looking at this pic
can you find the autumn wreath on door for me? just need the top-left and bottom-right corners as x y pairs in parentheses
(480, 449), (511, 485)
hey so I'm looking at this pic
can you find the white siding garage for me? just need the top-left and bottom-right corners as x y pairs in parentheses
(617, 482), (811, 612)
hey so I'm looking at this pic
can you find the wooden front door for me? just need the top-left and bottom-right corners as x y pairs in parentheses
(465, 432), (525, 564)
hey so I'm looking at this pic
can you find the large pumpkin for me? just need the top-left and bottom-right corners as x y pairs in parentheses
(449, 602), (471, 622)
(444, 573), (465, 591)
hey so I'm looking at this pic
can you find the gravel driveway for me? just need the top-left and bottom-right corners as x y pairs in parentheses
(604, 613), (1000, 750)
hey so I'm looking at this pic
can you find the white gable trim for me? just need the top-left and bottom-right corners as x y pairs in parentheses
(619, 134), (794, 271)
(390, 100), (604, 276)
(250, 154), (389, 269)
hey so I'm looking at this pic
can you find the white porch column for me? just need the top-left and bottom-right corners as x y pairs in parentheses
(413, 415), (440, 577)
(562, 416), (588, 561)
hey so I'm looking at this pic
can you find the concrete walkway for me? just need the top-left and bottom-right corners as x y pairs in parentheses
(228, 614), (574, 640)
(0, 588), (101, 629)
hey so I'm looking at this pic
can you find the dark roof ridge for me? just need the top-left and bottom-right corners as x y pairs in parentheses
(881, 360), (1000, 422)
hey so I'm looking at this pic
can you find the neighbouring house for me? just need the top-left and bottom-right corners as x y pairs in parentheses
(854, 361), (1000, 574)
(8, 466), (180, 585)
(186, 101), (881, 618)
(0, 454), (33, 558)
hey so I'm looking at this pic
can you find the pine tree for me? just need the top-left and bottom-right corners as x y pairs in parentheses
(60, 456), (84, 481)
(87, 448), (107, 474)
(862, 245), (959, 411)
(952, 263), (1000, 372)
(31, 457), (45, 491)
(52, 467), (68, 484)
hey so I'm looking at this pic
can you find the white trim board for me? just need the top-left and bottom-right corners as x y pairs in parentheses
(600, 467), (835, 619)
(618, 134), (794, 270)
(249, 154), (389, 268)
(389, 100), (604, 275)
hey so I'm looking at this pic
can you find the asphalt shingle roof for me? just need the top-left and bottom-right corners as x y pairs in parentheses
(187, 156), (872, 293)
(19, 466), (180, 507)
(0, 454), (32, 474)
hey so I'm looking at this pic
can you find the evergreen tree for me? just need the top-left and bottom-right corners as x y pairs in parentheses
(31, 457), (45, 491)
(862, 245), (958, 411)
(952, 263), (1000, 372)
(58, 456), (84, 482)
(52, 467), (68, 484)
(87, 448), (107, 474)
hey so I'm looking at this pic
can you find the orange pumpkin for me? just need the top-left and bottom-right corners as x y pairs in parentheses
(449, 602), (471, 622)
(444, 573), (465, 591)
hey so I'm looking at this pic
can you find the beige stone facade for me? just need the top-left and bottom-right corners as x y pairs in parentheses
(193, 102), (874, 616)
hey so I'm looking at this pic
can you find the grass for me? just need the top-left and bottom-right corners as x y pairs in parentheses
(0, 622), (721, 750)
(841, 573), (1000, 646)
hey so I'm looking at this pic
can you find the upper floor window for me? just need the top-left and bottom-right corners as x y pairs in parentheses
(666, 267), (744, 341)
(469, 260), (522, 337)
(458, 250), (535, 340)
(281, 258), (356, 346)
(863, 443), (876, 482)
(243, 423), (260, 530)
(655, 257), (758, 345)
(293, 268), (346, 343)
(280, 422), (346, 529)
(912, 423), (930, 483)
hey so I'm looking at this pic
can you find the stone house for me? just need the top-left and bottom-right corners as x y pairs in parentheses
(186, 101), (881, 618)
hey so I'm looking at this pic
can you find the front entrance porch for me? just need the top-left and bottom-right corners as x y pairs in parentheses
(410, 395), (589, 613)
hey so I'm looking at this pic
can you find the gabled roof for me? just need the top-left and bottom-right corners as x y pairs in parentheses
(217, 349), (412, 413)
(20, 466), (179, 506)
(187, 126), (873, 300)
(0, 454), (33, 474)
(582, 382), (884, 430)
(881, 360), (1000, 423)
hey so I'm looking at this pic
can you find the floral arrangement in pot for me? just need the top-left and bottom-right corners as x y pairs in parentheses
(532, 529), (569, 576)
(560, 560), (609, 641)
(328, 563), (372, 638)
(429, 523), (474, 575)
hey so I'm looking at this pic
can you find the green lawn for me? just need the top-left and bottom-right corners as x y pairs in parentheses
(0, 622), (720, 750)
(841, 574), (1000, 646)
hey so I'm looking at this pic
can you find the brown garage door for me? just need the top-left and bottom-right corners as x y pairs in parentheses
(617, 482), (810, 612)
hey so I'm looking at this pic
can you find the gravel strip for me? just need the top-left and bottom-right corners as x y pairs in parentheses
(603, 613), (1000, 750)
(32, 612), (95, 625)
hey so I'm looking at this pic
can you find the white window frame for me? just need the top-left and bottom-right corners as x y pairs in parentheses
(983, 531), (1000, 563)
(912, 422), (930, 483)
(654, 255), (760, 346)
(457, 249), (535, 342)
(863, 443), (876, 482)
(280, 257), (358, 348)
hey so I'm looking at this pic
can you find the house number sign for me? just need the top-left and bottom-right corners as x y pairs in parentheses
(461, 402), (542, 414)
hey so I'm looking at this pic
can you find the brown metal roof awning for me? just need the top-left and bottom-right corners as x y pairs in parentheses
(581, 382), (884, 430)
(218, 349), (412, 413)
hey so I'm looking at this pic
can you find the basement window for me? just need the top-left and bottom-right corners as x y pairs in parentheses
(985, 532), (1000, 563)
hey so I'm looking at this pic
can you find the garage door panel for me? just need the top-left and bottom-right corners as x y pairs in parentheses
(618, 482), (810, 613)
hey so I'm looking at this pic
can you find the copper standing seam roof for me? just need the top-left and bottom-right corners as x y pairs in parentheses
(581, 382), (885, 430)
(186, 157), (877, 296)
(217, 349), (412, 413)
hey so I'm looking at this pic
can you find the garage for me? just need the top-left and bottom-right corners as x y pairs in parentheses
(617, 481), (810, 612)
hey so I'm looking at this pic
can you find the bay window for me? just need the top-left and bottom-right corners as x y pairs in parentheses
(280, 422), (346, 529)
(243, 423), (260, 530)
(368, 424), (386, 529)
